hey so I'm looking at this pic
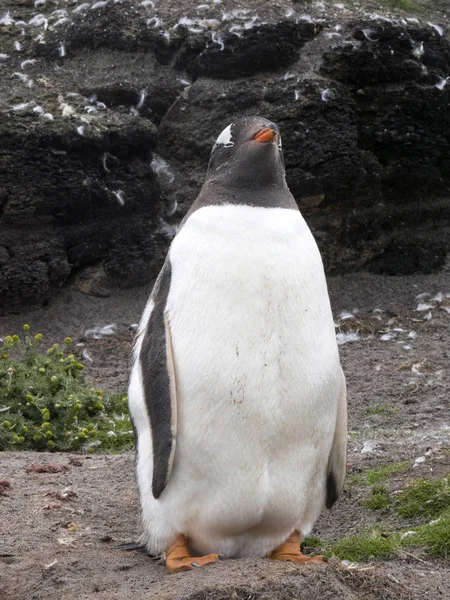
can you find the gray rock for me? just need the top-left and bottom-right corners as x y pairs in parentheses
(0, 0), (449, 314)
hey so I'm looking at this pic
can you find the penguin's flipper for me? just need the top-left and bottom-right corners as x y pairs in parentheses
(325, 370), (348, 509)
(139, 261), (177, 499)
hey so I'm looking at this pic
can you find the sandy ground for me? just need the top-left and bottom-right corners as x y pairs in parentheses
(1, 270), (450, 598)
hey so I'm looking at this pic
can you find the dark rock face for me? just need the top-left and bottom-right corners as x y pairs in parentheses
(0, 0), (449, 314)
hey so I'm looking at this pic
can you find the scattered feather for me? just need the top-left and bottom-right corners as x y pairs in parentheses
(427, 22), (444, 36)
(82, 349), (93, 363)
(0, 53), (9, 60)
(167, 199), (178, 217)
(29, 14), (47, 27)
(91, 0), (109, 8)
(160, 220), (179, 240)
(44, 559), (58, 569)
(380, 333), (396, 341)
(12, 71), (29, 82)
(339, 310), (355, 320)
(85, 324), (117, 340)
(73, 3), (90, 13)
(112, 190), (125, 206)
(408, 330), (417, 339)
(59, 43), (66, 57)
(33, 105), (44, 114)
(412, 41), (424, 59)
(285, 8), (294, 18)
(211, 31), (224, 50)
(415, 292), (431, 300)
(151, 155), (174, 183)
(0, 12), (14, 26)
(435, 77), (449, 90)
(35, 0), (46, 5)
(362, 28), (378, 42)
(361, 441), (374, 454)
(401, 531), (416, 539)
(14, 41), (22, 51)
(41, 112), (54, 120)
(53, 17), (68, 27)
(21, 59), (36, 70)
(294, 90), (301, 101)
(402, 345), (412, 351)
(229, 25), (242, 37)
(147, 17), (163, 28)
(424, 311), (432, 320)
(136, 88), (147, 110)
(77, 125), (84, 135)
(177, 78), (191, 87)
(413, 456), (426, 466)
(140, 0), (154, 6)
(102, 153), (111, 172)
(321, 88), (335, 102)
(336, 332), (360, 345)
(12, 102), (31, 111)
(416, 302), (434, 311)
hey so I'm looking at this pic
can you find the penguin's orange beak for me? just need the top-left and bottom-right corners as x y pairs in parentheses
(252, 127), (277, 143)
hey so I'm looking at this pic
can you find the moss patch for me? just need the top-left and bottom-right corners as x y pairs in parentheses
(403, 511), (450, 558)
(395, 477), (450, 519)
(365, 485), (391, 510)
(330, 530), (398, 562)
(349, 462), (410, 486)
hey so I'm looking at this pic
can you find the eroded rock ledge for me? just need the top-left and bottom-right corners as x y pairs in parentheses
(0, 0), (449, 314)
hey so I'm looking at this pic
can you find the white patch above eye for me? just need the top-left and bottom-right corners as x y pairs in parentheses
(214, 123), (234, 148)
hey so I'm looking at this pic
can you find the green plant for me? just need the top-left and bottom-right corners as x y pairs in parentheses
(330, 530), (398, 562)
(365, 485), (391, 510)
(403, 511), (450, 558)
(0, 327), (133, 452)
(349, 462), (410, 486)
(395, 477), (450, 519)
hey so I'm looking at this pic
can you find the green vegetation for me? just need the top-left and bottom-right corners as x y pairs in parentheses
(403, 511), (450, 558)
(349, 462), (410, 486)
(329, 474), (450, 562)
(330, 530), (398, 562)
(395, 477), (450, 519)
(386, 0), (415, 10)
(365, 485), (391, 510)
(301, 536), (324, 552)
(0, 327), (133, 452)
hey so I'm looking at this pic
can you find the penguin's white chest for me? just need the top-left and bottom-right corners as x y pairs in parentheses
(162, 204), (341, 556)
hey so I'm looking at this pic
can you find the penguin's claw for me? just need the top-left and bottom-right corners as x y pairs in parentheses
(165, 535), (220, 574)
(268, 530), (324, 565)
(166, 553), (220, 574)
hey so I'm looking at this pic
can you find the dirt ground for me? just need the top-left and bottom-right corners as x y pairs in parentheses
(1, 269), (450, 599)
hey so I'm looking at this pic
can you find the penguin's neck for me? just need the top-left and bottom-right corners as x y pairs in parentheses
(191, 180), (298, 212)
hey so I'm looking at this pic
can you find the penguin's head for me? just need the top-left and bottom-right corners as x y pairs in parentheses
(206, 116), (286, 190)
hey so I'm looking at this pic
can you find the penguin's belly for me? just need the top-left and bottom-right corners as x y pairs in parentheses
(165, 205), (341, 556)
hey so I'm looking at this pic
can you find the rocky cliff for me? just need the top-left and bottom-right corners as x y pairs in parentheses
(1, 0), (449, 314)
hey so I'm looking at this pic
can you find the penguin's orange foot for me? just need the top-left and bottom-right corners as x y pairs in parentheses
(166, 535), (220, 574)
(268, 530), (323, 565)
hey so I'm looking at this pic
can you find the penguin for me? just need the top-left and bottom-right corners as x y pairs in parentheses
(128, 116), (347, 574)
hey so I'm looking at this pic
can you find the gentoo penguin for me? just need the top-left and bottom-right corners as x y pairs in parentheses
(128, 116), (347, 574)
